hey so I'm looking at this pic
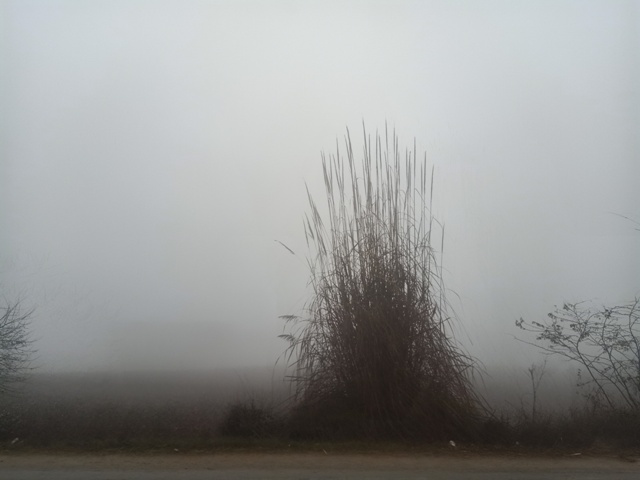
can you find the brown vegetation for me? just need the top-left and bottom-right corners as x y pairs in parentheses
(280, 126), (481, 440)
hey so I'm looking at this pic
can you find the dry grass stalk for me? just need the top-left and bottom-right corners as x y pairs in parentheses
(281, 125), (480, 439)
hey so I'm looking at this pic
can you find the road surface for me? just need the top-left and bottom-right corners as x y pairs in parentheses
(1, 452), (638, 479)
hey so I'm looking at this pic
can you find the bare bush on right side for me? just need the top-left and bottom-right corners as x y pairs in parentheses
(517, 299), (640, 411)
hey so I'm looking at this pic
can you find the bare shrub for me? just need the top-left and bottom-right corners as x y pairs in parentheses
(281, 126), (480, 440)
(526, 359), (547, 423)
(218, 398), (280, 439)
(517, 299), (640, 411)
(0, 299), (33, 395)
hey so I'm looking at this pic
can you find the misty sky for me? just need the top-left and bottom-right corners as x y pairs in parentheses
(1, 0), (639, 373)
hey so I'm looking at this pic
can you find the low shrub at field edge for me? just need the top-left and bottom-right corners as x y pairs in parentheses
(0, 397), (221, 447)
(218, 398), (284, 439)
(479, 408), (640, 449)
(3, 394), (640, 449)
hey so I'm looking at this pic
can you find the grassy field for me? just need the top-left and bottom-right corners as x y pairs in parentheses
(1, 369), (639, 452)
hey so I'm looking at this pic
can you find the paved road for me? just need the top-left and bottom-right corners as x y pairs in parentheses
(1, 453), (638, 479)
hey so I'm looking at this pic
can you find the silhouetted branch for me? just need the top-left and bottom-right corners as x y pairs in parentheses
(0, 299), (34, 395)
(517, 299), (640, 411)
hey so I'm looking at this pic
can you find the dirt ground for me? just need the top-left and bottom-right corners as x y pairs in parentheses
(1, 451), (639, 472)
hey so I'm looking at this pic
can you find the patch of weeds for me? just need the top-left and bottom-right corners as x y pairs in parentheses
(218, 398), (282, 439)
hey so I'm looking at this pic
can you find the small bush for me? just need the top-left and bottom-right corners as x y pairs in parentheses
(479, 417), (514, 445)
(502, 408), (640, 449)
(218, 399), (280, 439)
(517, 299), (640, 411)
(0, 300), (34, 395)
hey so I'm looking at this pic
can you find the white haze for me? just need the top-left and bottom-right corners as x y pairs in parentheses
(1, 0), (638, 377)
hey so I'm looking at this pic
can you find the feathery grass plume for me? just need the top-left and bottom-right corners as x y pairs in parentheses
(281, 124), (481, 440)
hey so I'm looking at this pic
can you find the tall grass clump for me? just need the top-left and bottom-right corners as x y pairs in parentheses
(281, 125), (481, 440)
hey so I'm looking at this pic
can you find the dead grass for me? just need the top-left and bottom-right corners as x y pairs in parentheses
(280, 125), (482, 440)
(2, 386), (640, 452)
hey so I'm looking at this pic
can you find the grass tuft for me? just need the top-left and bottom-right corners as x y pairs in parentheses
(281, 125), (483, 440)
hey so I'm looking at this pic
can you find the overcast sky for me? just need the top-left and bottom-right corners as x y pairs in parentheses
(1, 0), (639, 373)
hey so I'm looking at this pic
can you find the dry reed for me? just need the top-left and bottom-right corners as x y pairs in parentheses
(281, 125), (481, 440)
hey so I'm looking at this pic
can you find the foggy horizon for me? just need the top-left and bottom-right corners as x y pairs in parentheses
(2, 0), (639, 376)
